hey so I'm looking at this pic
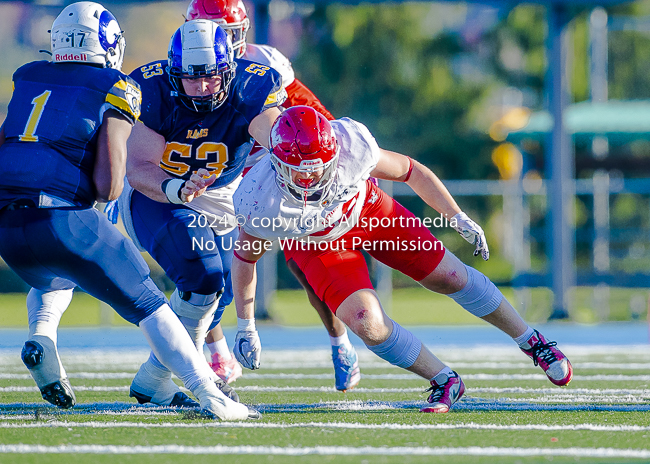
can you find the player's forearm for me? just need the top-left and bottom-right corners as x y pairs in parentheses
(249, 107), (282, 149)
(126, 121), (174, 203)
(406, 160), (462, 218)
(232, 255), (258, 320)
(126, 159), (176, 203)
(94, 114), (130, 202)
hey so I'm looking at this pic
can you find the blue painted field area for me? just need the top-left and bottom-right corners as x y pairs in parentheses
(0, 322), (647, 351)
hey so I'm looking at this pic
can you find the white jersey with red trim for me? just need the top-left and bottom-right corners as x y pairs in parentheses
(234, 118), (380, 242)
(244, 44), (295, 88)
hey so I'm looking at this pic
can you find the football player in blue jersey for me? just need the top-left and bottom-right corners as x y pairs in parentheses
(119, 19), (286, 405)
(0, 2), (258, 420)
(188, 0), (361, 393)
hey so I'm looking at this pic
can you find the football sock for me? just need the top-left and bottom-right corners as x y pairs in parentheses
(366, 321), (421, 368)
(208, 337), (232, 359)
(448, 265), (503, 317)
(514, 326), (536, 348)
(27, 288), (73, 342)
(329, 329), (352, 349)
(430, 366), (455, 383)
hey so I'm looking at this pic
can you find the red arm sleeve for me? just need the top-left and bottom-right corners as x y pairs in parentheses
(284, 78), (335, 121)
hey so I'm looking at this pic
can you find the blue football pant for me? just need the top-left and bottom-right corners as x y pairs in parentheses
(0, 207), (166, 324)
(130, 191), (235, 328)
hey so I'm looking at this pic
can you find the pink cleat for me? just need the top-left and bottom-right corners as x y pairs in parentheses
(420, 370), (465, 413)
(209, 352), (243, 384)
(520, 330), (573, 386)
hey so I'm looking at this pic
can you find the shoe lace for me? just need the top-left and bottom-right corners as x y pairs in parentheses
(529, 340), (559, 366)
(424, 381), (448, 403)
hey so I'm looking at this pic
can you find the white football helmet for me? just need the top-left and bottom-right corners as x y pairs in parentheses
(50, 2), (126, 70)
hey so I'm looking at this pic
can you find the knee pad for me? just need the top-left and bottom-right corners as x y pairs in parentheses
(366, 321), (421, 369)
(170, 289), (221, 350)
(171, 289), (219, 320)
(448, 265), (503, 317)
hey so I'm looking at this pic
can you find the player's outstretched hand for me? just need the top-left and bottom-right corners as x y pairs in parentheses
(180, 168), (216, 203)
(452, 212), (490, 261)
(234, 329), (261, 370)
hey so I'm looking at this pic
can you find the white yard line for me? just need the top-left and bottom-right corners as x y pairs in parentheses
(3, 384), (650, 397)
(0, 444), (649, 458)
(0, 387), (128, 393)
(465, 374), (650, 381)
(0, 420), (649, 432)
(2, 372), (650, 381)
(0, 346), (648, 368)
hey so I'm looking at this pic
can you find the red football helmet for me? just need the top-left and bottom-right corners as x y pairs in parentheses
(270, 106), (339, 205)
(186, 0), (250, 58)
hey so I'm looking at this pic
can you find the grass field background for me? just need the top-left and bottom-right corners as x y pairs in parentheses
(0, 344), (649, 463)
(0, 289), (649, 462)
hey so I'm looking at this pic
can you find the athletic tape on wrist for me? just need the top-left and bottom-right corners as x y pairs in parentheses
(161, 178), (185, 204)
(237, 317), (256, 331)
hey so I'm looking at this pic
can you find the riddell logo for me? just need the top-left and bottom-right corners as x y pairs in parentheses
(55, 53), (88, 62)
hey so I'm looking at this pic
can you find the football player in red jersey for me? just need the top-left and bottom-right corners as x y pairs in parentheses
(187, 0), (360, 392)
(228, 106), (574, 413)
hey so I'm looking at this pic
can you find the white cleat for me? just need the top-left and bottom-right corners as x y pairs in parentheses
(193, 381), (260, 421)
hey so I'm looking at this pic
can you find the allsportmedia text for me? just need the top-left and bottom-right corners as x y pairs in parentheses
(192, 235), (443, 254)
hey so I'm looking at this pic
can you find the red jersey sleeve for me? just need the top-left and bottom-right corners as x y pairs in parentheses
(284, 78), (335, 120)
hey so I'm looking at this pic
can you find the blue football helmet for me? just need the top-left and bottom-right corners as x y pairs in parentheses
(167, 19), (236, 112)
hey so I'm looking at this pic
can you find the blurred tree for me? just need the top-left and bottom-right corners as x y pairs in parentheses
(293, 3), (496, 183)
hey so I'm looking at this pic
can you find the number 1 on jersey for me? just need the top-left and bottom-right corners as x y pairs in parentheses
(19, 90), (51, 142)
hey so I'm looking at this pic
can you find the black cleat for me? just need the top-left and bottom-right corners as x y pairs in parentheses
(129, 387), (199, 407)
(215, 377), (239, 403)
(129, 387), (152, 405)
(170, 392), (199, 407)
(40, 379), (76, 409)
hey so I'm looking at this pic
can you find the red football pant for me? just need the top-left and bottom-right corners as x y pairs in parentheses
(283, 180), (446, 313)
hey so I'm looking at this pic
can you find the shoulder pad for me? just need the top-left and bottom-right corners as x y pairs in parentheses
(105, 74), (142, 123)
(13, 60), (46, 83)
(232, 59), (286, 111)
(245, 44), (295, 86)
(129, 60), (167, 86)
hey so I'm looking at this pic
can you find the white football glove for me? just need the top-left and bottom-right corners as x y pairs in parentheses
(451, 212), (489, 261)
(234, 329), (261, 370)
